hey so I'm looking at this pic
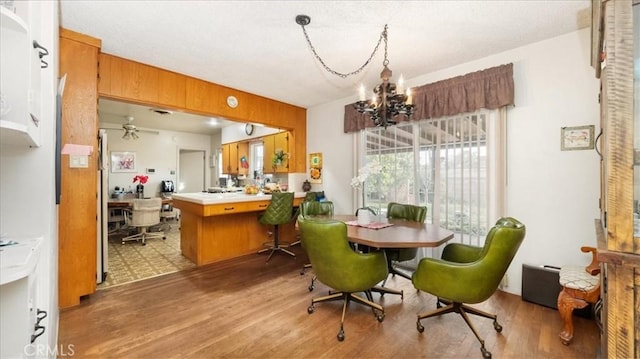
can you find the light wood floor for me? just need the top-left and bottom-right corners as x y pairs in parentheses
(59, 245), (600, 358)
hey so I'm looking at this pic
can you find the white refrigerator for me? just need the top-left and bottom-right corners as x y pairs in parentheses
(97, 129), (109, 283)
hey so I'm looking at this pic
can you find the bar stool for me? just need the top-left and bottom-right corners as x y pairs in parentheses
(557, 246), (600, 345)
(257, 192), (295, 262)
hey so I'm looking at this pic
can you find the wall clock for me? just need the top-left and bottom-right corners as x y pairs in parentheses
(226, 95), (238, 108)
(245, 123), (254, 135)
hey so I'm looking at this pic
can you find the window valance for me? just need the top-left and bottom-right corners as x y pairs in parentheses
(344, 63), (514, 133)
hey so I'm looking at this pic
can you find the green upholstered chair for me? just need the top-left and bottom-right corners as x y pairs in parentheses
(298, 201), (334, 291)
(383, 202), (427, 281)
(298, 216), (387, 341)
(412, 217), (526, 359)
(289, 191), (326, 247)
(257, 192), (295, 262)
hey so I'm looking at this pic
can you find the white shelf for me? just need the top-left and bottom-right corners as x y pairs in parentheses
(0, 236), (42, 285)
(0, 6), (40, 147)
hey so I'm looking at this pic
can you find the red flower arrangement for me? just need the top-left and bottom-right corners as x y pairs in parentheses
(133, 175), (149, 185)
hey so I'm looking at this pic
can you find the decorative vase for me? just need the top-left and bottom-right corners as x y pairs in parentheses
(136, 184), (144, 198)
(302, 180), (311, 192)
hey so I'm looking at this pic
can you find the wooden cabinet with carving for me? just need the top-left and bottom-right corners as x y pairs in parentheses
(592, 1), (639, 357)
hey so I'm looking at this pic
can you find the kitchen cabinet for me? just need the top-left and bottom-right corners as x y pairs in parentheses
(592, 1), (639, 357)
(221, 142), (238, 174)
(59, 28), (101, 308)
(0, 6), (44, 147)
(264, 131), (290, 173)
(237, 141), (249, 176)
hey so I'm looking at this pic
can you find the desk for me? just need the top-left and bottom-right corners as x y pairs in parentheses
(108, 198), (172, 208)
(332, 215), (455, 249)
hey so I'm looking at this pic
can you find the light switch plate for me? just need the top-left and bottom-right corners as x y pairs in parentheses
(70, 155), (88, 168)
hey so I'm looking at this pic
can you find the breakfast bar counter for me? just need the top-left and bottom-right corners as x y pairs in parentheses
(172, 192), (305, 265)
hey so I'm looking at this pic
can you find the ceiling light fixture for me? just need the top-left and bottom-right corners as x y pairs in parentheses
(296, 14), (415, 128)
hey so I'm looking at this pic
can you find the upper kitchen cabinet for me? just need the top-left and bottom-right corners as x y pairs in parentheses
(264, 131), (290, 174)
(0, 5), (47, 147)
(98, 54), (186, 109)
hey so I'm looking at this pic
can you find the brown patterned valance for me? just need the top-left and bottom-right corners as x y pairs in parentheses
(344, 63), (514, 133)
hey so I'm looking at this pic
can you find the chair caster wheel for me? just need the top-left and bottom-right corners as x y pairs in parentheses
(307, 306), (314, 314)
(308, 284), (314, 291)
(481, 347), (492, 358)
(376, 313), (385, 322)
(142, 242), (146, 246)
(416, 321), (424, 333)
(493, 321), (502, 332)
(337, 329), (345, 341)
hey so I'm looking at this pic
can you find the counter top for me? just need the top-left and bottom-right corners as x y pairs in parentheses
(172, 191), (307, 205)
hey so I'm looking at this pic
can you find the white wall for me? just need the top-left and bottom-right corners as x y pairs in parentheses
(104, 124), (213, 196)
(307, 28), (600, 296)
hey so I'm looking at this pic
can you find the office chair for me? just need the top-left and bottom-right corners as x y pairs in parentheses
(412, 217), (526, 359)
(257, 192), (295, 262)
(121, 198), (166, 245)
(383, 202), (427, 281)
(298, 217), (387, 341)
(298, 201), (334, 291)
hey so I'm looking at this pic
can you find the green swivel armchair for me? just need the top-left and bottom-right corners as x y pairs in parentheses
(298, 217), (387, 341)
(298, 201), (334, 291)
(257, 192), (295, 262)
(412, 217), (526, 359)
(384, 202), (427, 280)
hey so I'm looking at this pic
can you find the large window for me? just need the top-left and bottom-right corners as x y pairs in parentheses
(359, 109), (505, 247)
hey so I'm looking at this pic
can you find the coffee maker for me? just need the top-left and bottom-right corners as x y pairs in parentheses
(161, 180), (174, 197)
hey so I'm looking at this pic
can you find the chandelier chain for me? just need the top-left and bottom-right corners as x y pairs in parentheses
(300, 24), (388, 79)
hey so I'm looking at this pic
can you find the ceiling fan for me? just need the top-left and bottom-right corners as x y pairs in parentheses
(100, 116), (159, 140)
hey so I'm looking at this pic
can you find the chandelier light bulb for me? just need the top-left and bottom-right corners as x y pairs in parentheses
(406, 88), (413, 105)
(359, 84), (366, 101)
(397, 75), (405, 95)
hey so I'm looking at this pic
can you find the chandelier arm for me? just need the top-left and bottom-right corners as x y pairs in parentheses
(299, 23), (387, 79)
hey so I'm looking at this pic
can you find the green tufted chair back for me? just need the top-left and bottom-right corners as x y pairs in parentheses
(298, 217), (388, 293)
(300, 201), (334, 218)
(412, 217), (526, 304)
(385, 202), (427, 262)
(387, 202), (427, 223)
(259, 192), (294, 225)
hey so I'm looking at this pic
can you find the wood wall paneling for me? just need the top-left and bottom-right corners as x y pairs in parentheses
(59, 28), (101, 308)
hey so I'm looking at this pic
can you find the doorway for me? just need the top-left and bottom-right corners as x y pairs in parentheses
(178, 149), (206, 193)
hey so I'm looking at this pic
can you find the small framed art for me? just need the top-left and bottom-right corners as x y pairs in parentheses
(111, 151), (137, 172)
(561, 125), (595, 151)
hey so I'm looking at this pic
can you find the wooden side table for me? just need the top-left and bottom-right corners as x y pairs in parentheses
(557, 246), (600, 345)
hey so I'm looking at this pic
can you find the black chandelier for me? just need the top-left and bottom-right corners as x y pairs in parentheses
(296, 15), (415, 128)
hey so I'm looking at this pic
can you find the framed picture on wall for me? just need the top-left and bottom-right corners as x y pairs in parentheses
(309, 152), (322, 184)
(561, 125), (595, 151)
(111, 151), (137, 172)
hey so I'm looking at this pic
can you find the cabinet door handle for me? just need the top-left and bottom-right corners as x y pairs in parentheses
(258, 204), (267, 208)
(224, 207), (235, 211)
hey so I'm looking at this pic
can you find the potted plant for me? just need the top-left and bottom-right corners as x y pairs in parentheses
(132, 175), (149, 198)
(272, 150), (288, 168)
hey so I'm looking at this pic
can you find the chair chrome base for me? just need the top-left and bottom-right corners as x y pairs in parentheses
(307, 290), (384, 341)
(121, 228), (166, 246)
(257, 244), (296, 262)
(416, 301), (502, 359)
(257, 226), (296, 263)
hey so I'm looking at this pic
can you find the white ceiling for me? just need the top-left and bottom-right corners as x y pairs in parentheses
(61, 0), (592, 135)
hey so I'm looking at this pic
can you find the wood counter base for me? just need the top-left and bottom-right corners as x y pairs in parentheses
(174, 197), (302, 266)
